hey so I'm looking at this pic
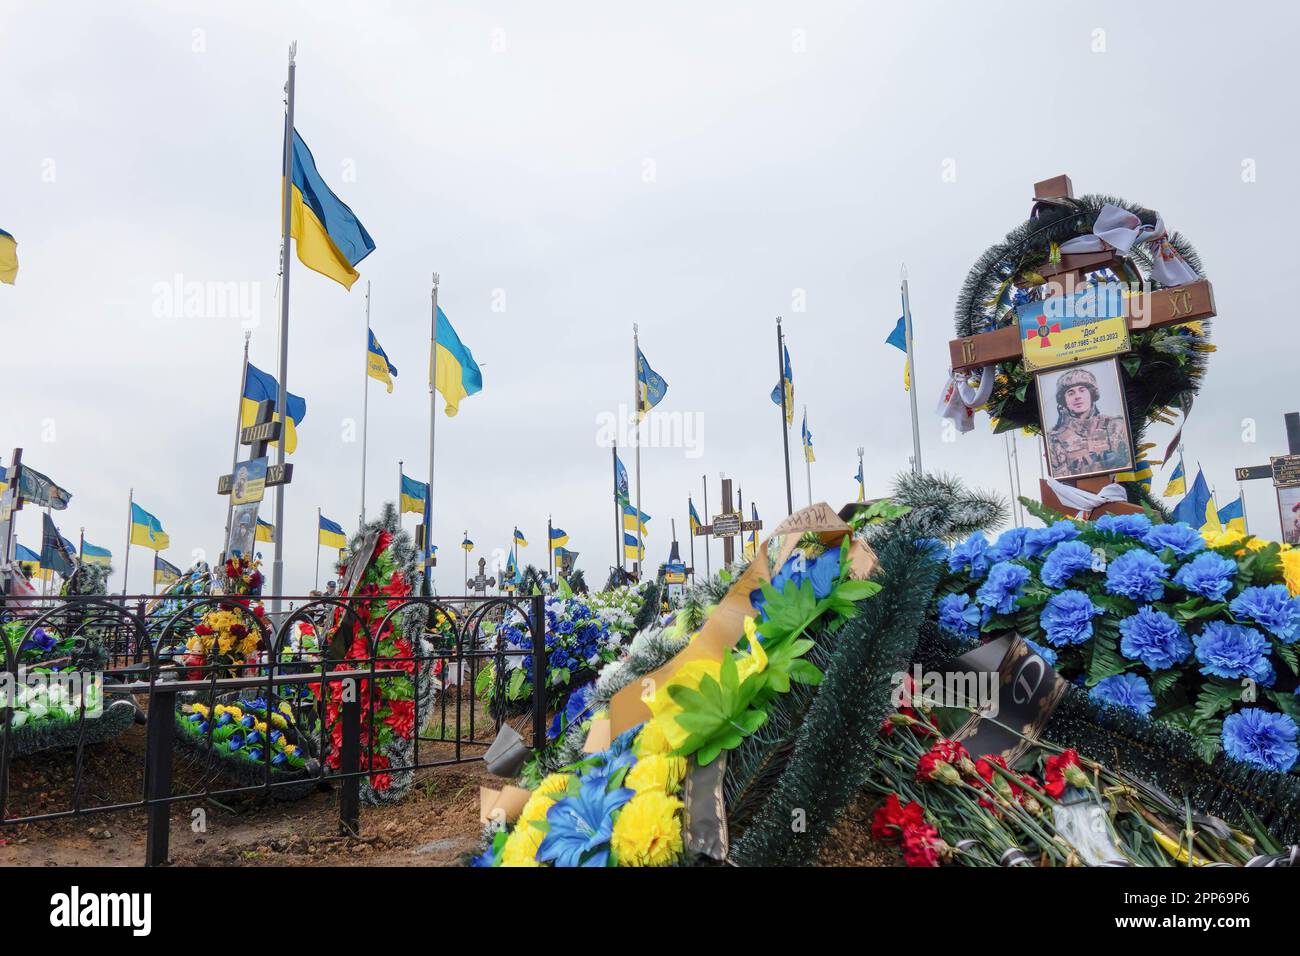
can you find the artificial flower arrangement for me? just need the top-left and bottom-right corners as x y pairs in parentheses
(584, 585), (646, 639)
(474, 532), (880, 866)
(869, 692), (1279, 866)
(180, 606), (265, 679)
(937, 508), (1300, 774)
(176, 694), (321, 797)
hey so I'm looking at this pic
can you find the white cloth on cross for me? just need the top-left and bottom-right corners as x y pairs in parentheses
(1058, 203), (1199, 287)
(936, 365), (996, 434)
(1044, 477), (1129, 518)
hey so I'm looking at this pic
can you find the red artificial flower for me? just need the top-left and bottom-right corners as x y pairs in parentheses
(193, 624), (214, 637)
(375, 529), (393, 555)
(871, 793), (926, 843)
(1043, 748), (1089, 798)
(916, 739), (970, 785)
(901, 823), (944, 867)
(384, 699), (416, 738)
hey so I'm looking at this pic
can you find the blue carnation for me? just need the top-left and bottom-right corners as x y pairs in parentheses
(751, 548), (841, 619)
(937, 592), (984, 640)
(1094, 513), (1153, 538)
(1119, 606), (1191, 670)
(947, 532), (991, 579)
(975, 561), (1030, 614)
(1090, 673), (1156, 718)
(1022, 520), (1080, 559)
(1172, 552), (1238, 601)
(1023, 637), (1058, 667)
(1230, 585), (1300, 643)
(1222, 708), (1299, 773)
(1193, 621), (1274, 683)
(1039, 590), (1103, 646)
(1040, 540), (1094, 589)
(987, 527), (1030, 563)
(1104, 549), (1169, 601)
(1142, 523), (1206, 558)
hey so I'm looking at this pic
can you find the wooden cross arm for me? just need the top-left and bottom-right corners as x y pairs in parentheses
(948, 279), (1216, 373)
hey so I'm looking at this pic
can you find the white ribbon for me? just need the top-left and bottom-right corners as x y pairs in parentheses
(936, 366), (995, 434)
(1058, 203), (1199, 287)
(1044, 477), (1129, 518)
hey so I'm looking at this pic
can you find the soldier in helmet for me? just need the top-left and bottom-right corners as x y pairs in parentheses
(1045, 366), (1131, 477)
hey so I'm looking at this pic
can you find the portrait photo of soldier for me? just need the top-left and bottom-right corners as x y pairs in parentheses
(1037, 358), (1135, 481)
(1278, 488), (1300, 547)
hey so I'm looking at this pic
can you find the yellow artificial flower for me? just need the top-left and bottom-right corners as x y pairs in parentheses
(254, 721), (268, 735)
(611, 790), (683, 867)
(225, 707), (243, 721)
(218, 636), (234, 654)
(500, 826), (544, 867)
(535, 773), (572, 799)
(633, 721), (672, 758)
(626, 753), (687, 795)
(1282, 548), (1300, 598)
(282, 743), (298, 756)
(1202, 526), (1247, 551)
(190, 703), (210, 719)
(270, 713), (288, 730)
(278, 702), (294, 716)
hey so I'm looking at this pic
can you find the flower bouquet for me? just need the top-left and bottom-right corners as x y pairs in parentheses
(176, 693), (322, 799)
(585, 585), (645, 640)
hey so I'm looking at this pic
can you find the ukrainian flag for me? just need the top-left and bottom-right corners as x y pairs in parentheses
(743, 503), (759, 559)
(286, 129), (375, 290)
(0, 228), (17, 285)
(0, 459), (7, 495)
(770, 344), (793, 425)
(623, 532), (644, 561)
(130, 503), (170, 551)
(154, 555), (183, 589)
(1172, 469), (1214, 529)
(1116, 459), (1154, 490)
(82, 541), (112, 566)
(855, 461), (866, 502)
(549, 527), (569, 550)
(16, 544), (49, 580)
(885, 316), (910, 392)
(1162, 462), (1186, 498)
(801, 410), (815, 463)
(242, 362), (307, 455)
(461, 536), (474, 552)
(622, 503), (650, 536)
(1217, 496), (1246, 534)
(636, 347), (668, 419)
(688, 500), (702, 535)
(319, 515), (347, 549)
(256, 517), (275, 543)
(514, 529), (529, 548)
(367, 329), (397, 393)
(400, 474), (428, 515)
(430, 306), (483, 417)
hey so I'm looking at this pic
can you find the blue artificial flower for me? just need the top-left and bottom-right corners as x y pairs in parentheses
(936, 592), (984, 640)
(537, 778), (633, 867)
(1094, 513), (1153, 539)
(549, 681), (596, 739)
(947, 532), (991, 579)
(1142, 523), (1206, 558)
(19, 627), (57, 655)
(987, 527), (1030, 563)
(558, 620), (575, 635)
(1230, 585), (1300, 643)
(1090, 673), (1156, 718)
(1222, 708), (1299, 773)
(1193, 621), (1274, 683)
(1119, 606), (1191, 670)
(1022, 520), (1080, 560)
(975, 561), (1030, 615)
(1172, 552), (1238, 602)
(1023, 637), (1058, 667)
(471, 844), (499, 868)
(1039, 590), (1103, 646)
(1040, 540), (1094, 589)
(1104, 549), (1169, 601)
(751, 548), (841, 619)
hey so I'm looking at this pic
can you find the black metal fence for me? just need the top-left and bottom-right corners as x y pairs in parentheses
(0, 592), (548, 865)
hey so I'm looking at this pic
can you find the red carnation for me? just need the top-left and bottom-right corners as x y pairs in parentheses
(375, 529), (393, 554)
(916, 739), (970, 785)
(901, 823), (944, 867)
(1043, 748), (1089, 798)
(871, 793), (926, 843)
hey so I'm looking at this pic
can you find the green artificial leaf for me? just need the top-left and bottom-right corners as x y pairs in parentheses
(507, 667), (525, 701)
(1193, 681), (1242, 724)
(833, 579), (882, 603)
(1149, 669), (1181, 700)
(1273, 640), (1299, 676)
(555, 575), (574, 600)
(475, 662), (496, 698)
(1085, 626), (1125, 686)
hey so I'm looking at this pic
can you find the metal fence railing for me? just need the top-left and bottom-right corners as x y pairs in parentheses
(0, 593), (547, 865)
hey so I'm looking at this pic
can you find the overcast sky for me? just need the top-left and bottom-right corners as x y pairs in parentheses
(3, 0), (1297, 595)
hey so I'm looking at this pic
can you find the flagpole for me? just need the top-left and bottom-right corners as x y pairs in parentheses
(360, 280), (371, 527)
(426, 273), (439, 593)
(776, 317), (793, 516)
(1004, 435), (1020, 527)
(803, 405), (812, 507)
(270, 42), (297, 614)
(687, 498), (696, 584)
(1239, 481), (1250, 534)
(901, 263), (922, 475)
(632, 324), (643, 579)
(78, 526), (84, 564)
(857, 446), (865, 502)
(397, 459), (403, 528)
(122, 487), (133, 595)
(547, 515), (553, 579)
(701, 474), (711, 579)
(223, 331), (252, 559)
(464, 529), (469, 587)
(314, 507), (321, 590)
(611, 441), (622, 576)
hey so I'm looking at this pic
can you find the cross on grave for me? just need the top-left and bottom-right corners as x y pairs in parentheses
(691, 478), (762, 565)
(1235, 412), (1300, 543)
(467, 557), (496, 596)
(215, 400), (294, 495)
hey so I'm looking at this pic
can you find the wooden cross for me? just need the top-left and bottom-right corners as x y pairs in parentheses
(947, 175), (1217, 373)
(215, 400), (294, 495)
(1235, 412), (1300, 484)
(466, 556), (495, 595)
(691, 478), (761, 565)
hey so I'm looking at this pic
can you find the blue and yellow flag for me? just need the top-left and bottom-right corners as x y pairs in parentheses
(1116, 458), (1154, 490)
(855, 460), (866, 502)
(623, 532), (644, 561)
(514, 529), (529, 548)
(801, 409), (815, 463)
(549, 527), (569, 550)
(636, 347), (668, 419)
(242, 362), (307, 455)
(430, 306), (483, 417)
(461, 536), (474, 552)
(770, 345), (793, 426)
(614, 453), (630, 506)
(688, 499), (702, 535)
(743, 503), (760, 560)
(400, 473), (428, 515)
(154, 555), (183, 589)
(256, 517), (275, 543)
(1217, 495), (1246, 534)
(1171, 468), (1214, 529)
(1162, 461), (1186, 498)
(130, 503), (170, 551)
(886, 315), (911, 391)
(286, 129), (375, 290)
(81, 541), (112, 566)
(15, 543), (49, 580)
(367, 329), (397, 393)
(622, 503), (650, 536)
(0, 227), (17, 285)
(319, 514), (347, 549)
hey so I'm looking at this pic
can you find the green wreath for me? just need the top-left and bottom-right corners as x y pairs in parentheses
(954, 195), (1214, 474)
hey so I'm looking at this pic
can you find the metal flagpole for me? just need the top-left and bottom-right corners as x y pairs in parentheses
(1239, 481), (1250, 534)
(632, 323), (643, 579)
(548, 516), (553, 579)
(314, 507), (320, 590)
(687, 498), (696, 583)
(426, 273), (439, 593)
(360, 280), (371, 527)
(78, 527), (84, 564)
(122, 487), (133, 595)
(776, 317), (793, 515)
(1004, 435), (1020, 527)
(464, 529), (469, 587)
(612, 441), (622, 575)
(803, 404), (812, 507)
(701, 474), (710, 579)
(857, 446), (866, 502)
(223, 331), (252, 558)
(397, 460), (403, 528)
(1011, 431), (1025, 525)
(901, 263), (922, 475)
(270, 42), (297, 614)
